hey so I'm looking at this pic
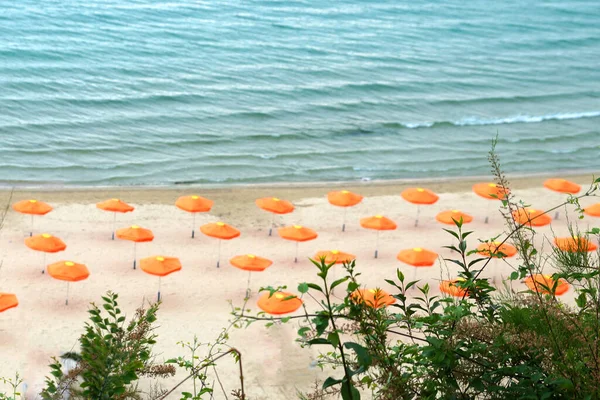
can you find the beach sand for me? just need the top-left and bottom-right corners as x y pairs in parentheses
(0, 173), (598, 399)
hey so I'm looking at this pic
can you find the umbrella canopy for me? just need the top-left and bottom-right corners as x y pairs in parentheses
(0, 293), (18, 313)
(524, 274), (569, 296)
(47, 261), (90, 281)
(140, 256), (182, 277)
(401, 188), (439, 205)
(584, 203), (600, 217)
(200, 222), (241, 240)
(554, 236), (597, 252)
(257, 291), (303, 315)
(544, 178), (581, 194)
(314, 250), (356, 264)
(351, 288), (395, 309)
(25, 233), (67, 253)
(13, 199), (53, 215)
(440, 279), (468, 297)
(360, 215), (397, 231)
(327, 190), (363, 207)
(176, 195), (214, 213)
(397, 247), (438, 266)
(476, 241), (517, 258)
(116, 225), (155, 242)
(436, 210), (473, 225)
(96, 199), (134, 213)
(472, 183), (509, 200)
(256, 197), (294, 215)
(230, 254), (273, 272)
(278, 225), (318, 242)
(512, 208), (552, 227)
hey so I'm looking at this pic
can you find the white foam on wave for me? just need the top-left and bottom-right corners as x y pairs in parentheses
(401, 110), (600, 129)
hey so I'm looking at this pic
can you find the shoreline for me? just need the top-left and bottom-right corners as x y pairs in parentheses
(1, 171), (597, 206)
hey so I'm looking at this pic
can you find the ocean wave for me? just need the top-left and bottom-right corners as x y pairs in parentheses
(391, 111), (600, 129)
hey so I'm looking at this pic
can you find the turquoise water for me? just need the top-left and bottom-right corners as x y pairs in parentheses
(1, 1), (599, 186)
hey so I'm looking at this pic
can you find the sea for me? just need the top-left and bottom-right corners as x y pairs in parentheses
(1, 0), (599, 187)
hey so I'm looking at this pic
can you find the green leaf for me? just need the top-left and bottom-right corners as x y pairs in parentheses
(307, 283), (324, 293)
(344, 342), (372, 367)
(298, 282), (309, 293)
(323, 377), (343, 390)
(298, 327), (310, 337)
(341, 380), (361, 400)
(397, 269), (404, 282)
(330, 277), (349, 291)
(328, 332), (340, 348)
(308, 338), (331, 346)
(576, 293), (587, 308)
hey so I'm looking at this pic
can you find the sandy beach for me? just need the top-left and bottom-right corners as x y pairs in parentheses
(1, 173), (598, 399)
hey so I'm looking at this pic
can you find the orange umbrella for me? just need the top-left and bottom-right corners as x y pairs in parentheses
(47, 261), (90, 305)
(25, 233), (67, 273)
(116, 225), (154, 269)
(140, 256), (182, 301)
(230, 254), (273, 297)
(256, 197), (294, 236)
(472, 183), (509, 223)
(313, 250), (356, 264)
(524, 274), (569, 296)
(0, 293), (18, 313)
(13, 199), (53, 236)
(176, 195), (214, 238)
(397, 247), (438, 281)
(230, 254), (273, 272)
(584, 203), (600, 217)
(278, 225), (318, 263)
(512, 208), (551, 227)
(96, 198), (135, 240)
(554, 236), (597, 252)
(257, 291), (302, 315)
(436, 210), (473, 225)
(476, 241), (517, 283)
(544, 178), (581, 194)
(476, 241), (517, 258)
(401, 188), (439, 227)
(200, 222), (241, 267)
(440, 278), (468, 297)
(327, 190), (363, 232)
(360, 215), (397, 258)
(351, 288), (396, 309)
(472, 183), (509, 200)
(544, 179), (581, 219)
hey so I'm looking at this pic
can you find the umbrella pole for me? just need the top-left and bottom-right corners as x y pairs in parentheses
(342, 208), (347, 232)
(192, 213), (196, 238)
(112, 212), (116, 240)
(66, 282), (70, 306)
(375, 231), (379, 259)
(30, 214), (34, 237)
(158, 277), (161, 302)
(269, 213), (274, 236)
(42, 252), (46, 274)
(413, 267), (417, 284)
(246, 271), (252, 298)
(415, 205), (420, 227)
(133, 242), (137, 269)
(217, 240), (221, 268)
(295, 241), (299, 263)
